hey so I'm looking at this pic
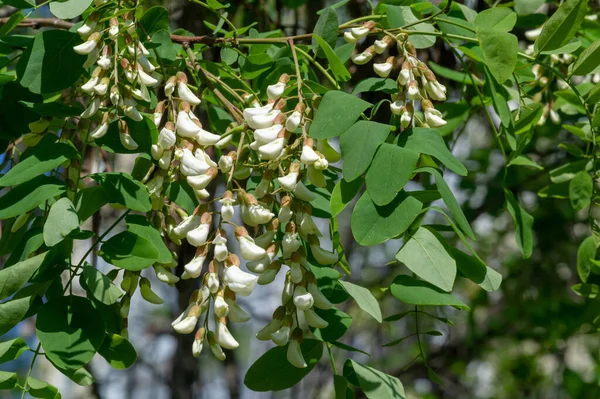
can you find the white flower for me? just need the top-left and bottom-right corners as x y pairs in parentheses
(282, 232), (301, 256)
(214, 295), (229, 318)
(173, 214), (200, 238)
(374, 39), (388, 54)
(224, 266), (258, 296)
(219, 154), (234, 173)
(398, 66), (411, 86)
(213, 233), (229, 262)
(287, 334), (307, 368)
(351, 52), (373, 65)
(77, 19), (97, 38)
(351, 26), (370, 40)
(237, 235), (267, 261)
(301, 145), (319, 164)
(90, 121), (109, 140)
(293, 286), (314, 310)
(194, 128), (221, 146)
(193, 328), (205, 357)
(407, 81), (420, 100)
(401, 110), (412, 128)
(176, 110), (201, 138)
(247, 110), (281, 129)
(374, 62), (393, 78)
(93, 78), (109, 95)
(180, 149), (209, 176)
(97, 54), (111, 69)
(248, 204), (274, 225)
(158, 125), (176, 149)
(343, 31), (358, 43)
(120, 132), (138, 150)
(159, 151), (172, 170)
(285, 111), (302, 132)
(124, 105), (143, 122)
(172, 304), (201, 334)
(254, 124), (282, 144)
(426, 80), (447, 101)
(73, 35), (99, 55)
(267, 82), (286, 100)
(424, 107), (447, 127)
(81, 76), (99, 93)
(278, 172), (298, 191)
(81, 97), (100, 119)
(242, 103), (273, 121)
(187, 169), (217, 190)
(187, 222), (210, 247)
(258, 138), (285, 160)
(184, 246), (207, 278)
(271, 325), (291, 346)
(220, 197), (235, 222)
(207, 272), (220, 293)
(138, 55), (156, 72)
(303, 308), (328, 329)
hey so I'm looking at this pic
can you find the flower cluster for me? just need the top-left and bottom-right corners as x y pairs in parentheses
(74, 3), (344, 368)
(347, 22), (448, 129)
(73, 2), (164, 148)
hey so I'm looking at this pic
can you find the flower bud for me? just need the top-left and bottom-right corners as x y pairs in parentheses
(214, 291), (229, 318)
(185, 245), (208, 278)
(351, 50), (374, 65)
(257, 307), (285, 340)
(90, 113), (110, 140)
(271, 316), (293, 346)
(286, 329), (307, 368)
(193, 328), (205, 357)
(374, 36), (391, 54)
(172, 303), (202, 334)
(257, 260), (281, 285)
(293, 286), (314, 310)
(422, 100), (447, 127)
(350, 21), (374, 40)
(186, 213), (212, 247)
(208, 331), (226, 361)
(73, 32), (100, 55)
(306, 273), (333, 309)
(303, 308), (329, 329)
(285, 108), (303, 132)
(293, 181), (316, 202)
(155, 265), (180, 284)
(213, 229), (229, 262)
(235, 226), (267, 261)
(278, 162), (300, 191)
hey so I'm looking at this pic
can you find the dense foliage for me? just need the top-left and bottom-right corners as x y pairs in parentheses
(0, 0), (599, 397)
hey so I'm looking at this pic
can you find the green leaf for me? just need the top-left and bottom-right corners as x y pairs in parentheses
(313, 34), (351, 82)
(508, 155), (543, 170)
(366, 144), (419, 206)
(417, 167), (475, 240)
(390, 274), (469, 310)
(244, 339), (323, 392)
(17, 30), (85, 94)
(340, 121), (392, 182)
(505, 190), (534, 259)
(80, 265), (123, 306)
(474, 8), (516, 32)
(330, 177), (362, 217)
(43, 197), (79, 247)
(570, 40), (600, 76)
(313, 308), (352, 342)
(0, 371), (18, 390)
(138, 6), (171, 38)
(49, 0), (93, 19)
(0, 337), (28, 363)
(343, 359), (406, 399)
(428, 61), (480, 86)
(477, 30), (518, 83)
(0, 251), (47, 300)
(0, 138), (77, 187)
(572, 283), (600, 298)
(36, 295), (106, 370)
(387, 5), (435, 49)
(351, 191), (422, 246)
(26, 377), (60, 399)
(90, 172), (152, 212)
(98, 333), (137, 369)
(53, 364), (95, 386)
(0, 295), (35, 335)
(569, 171), (594, 211)
(484, 67), (512, 128)
(404, 128), (467, 176)
(0, 176), (66, 220)
(334, 375), (352, 399)
(312, 7), (339, 57)
(164, 181), (199, 214)
(126, 214), (172, 264)
(351, 78), (397, 95)
(0, 12), (25, 38)
(99, 231), (159, 271)
(241, 53), (273, 79)
(451, 248), (502, 292)
(383, 330), (442, 347)
(534, 0), (587, 54)
(550, 159), (592, 183)
(395, 226), (457, 292)
(75, 185), (110, 222)
(339, 280), (382, 322)
(309, 91), (371, 139)
(577, 236), (596, 283)
(331, 340), (370, 356)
